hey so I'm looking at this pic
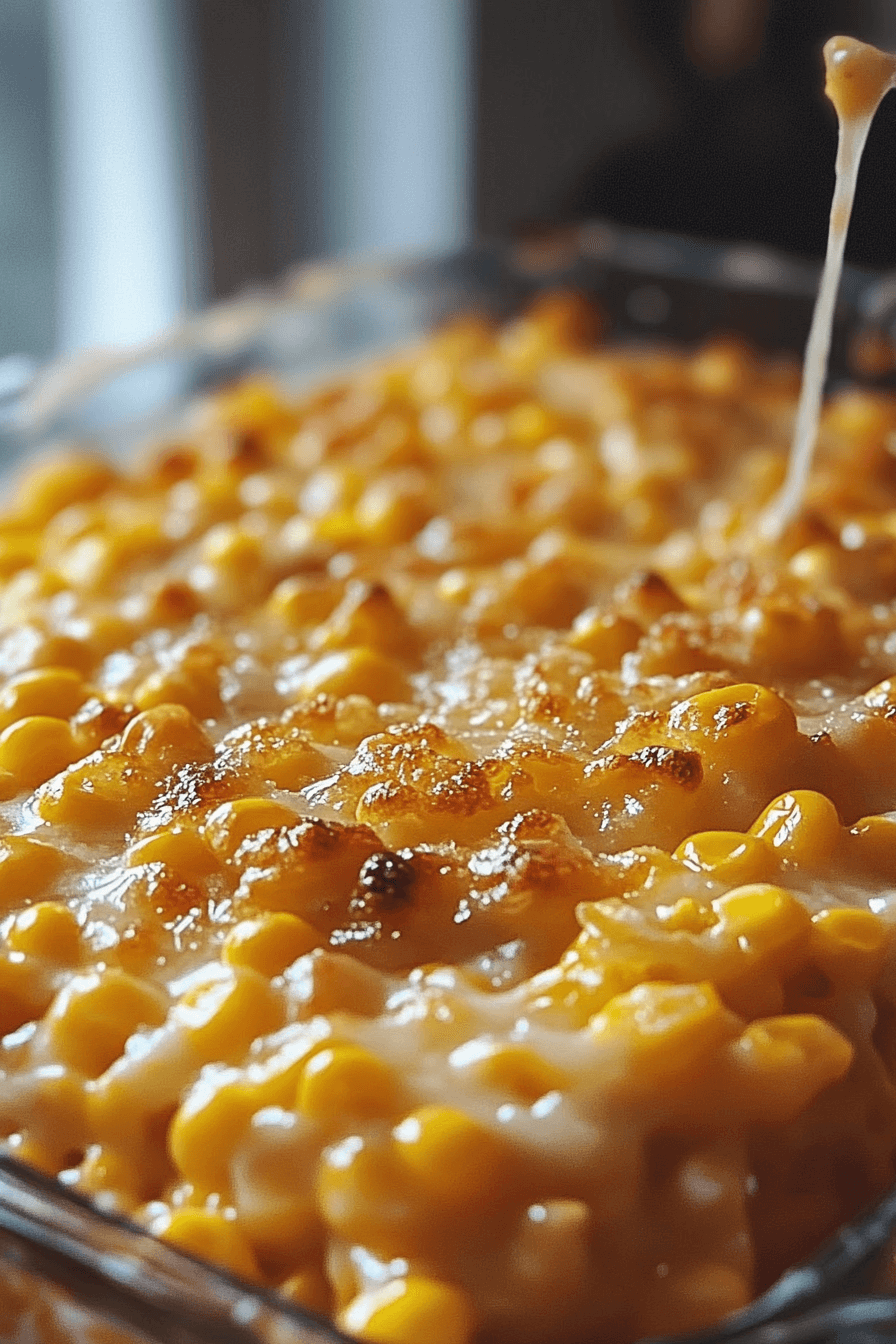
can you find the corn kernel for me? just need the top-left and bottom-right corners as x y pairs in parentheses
(674, 831), (770, 884)
(729, 1014), (854, 1124)
(0, 716), (80, 789)
(203, 797), (300, 862)
(341, 1277), (475, 1344)
(267, 576), (338, 627)
(35, 751), (156, 828)
(119, 704), (215, 771)
(0, 953), (51, 1035)
(667, 682), (797, 767)
(316, 1134), (417, 1253)
(0, 835), (66, 905)
(298, 1045), (404, 1123)
(157, 1207), (261, 1281)
(298, 648), (411, 704)
(0, 667), (88, 731)
(451, 1040), (565, 1103)
(133, 663), (222, 718)
(125, 826), (220, 879)
(711, 884), (812, 966)
(810, 908), (890, 982)
(44, 969), (169, 1077)
(15, 451), (116, 525)
(847, 814), (896, 875)
(749, 791), (842, 867)
(567, 609), (642, 667)
(172, 964), (283, 1063)
(223, 913), (320, 977)
(355, 479), (432, 545)
(0, 533), (39, 579)
(168, 1081), (256, 1191)
(8, 902), (80, 964)
(589, 981), (736, 1086)
(392, 1106), (508, 1208)
(280, 1266), (333, 1317)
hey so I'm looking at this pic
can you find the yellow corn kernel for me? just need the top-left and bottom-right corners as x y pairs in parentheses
(217, 377), (291, 433)
(589, 982), (736, 1086)
(8, 902), (80, 964)
(567, 609), (642, 667)
(280, 1266), (333, 1317)
(199, 521), (264, 571)
(0, 953), (51, 1035)
(0, 532), (38, 579)
(0, 835), (66, 905)
(35, 751), (156, 828)
(5, 1134), (60, 1177)
(77, 1144), (146, 1207)
(847, 815), (896, 875)
(0, 667), (87, 731)
(666, 682), (797, 767)
(0, 716), (80, 789)
(728, 1014), (854, 1124)
(223, 913), (320, 977)
(392, 1106), (508, 1208)
(267, 575), (337, 627)
(15, 451), (116, 525)
(341, 1277), (475, 1344)
(119, 703), (215, 772)
(125, 826), (220, 879)
(298, 1045), (404, 1124)
(316, 1134), (416, 1253)
(711, 884), (812, 967)
(452, 1040), (565, 1103)
(203, 797), (300, 862)
(172, 964), (283, 1063)
(355, 479), (431, 545)
(298, 648), (411, 704)
(310, 581), (416, 659)
(657, 897), (716, 934)
(44, 969), (169, 1078)
(810, 908), (890, 983)
(749, 790), (842, 867)
(674, 831), (770, 884)
(133, 658), (222, 719)
(157, 1207), (261, 1282)
(168, 1081), (256, 1191)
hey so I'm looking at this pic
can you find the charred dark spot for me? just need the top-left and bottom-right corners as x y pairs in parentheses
(228, 428), (269, 470)
(714, 701), (751, 731)
(151, 445), (197, 485)
(71, 697), (134, 747)
(499, 809), (567, 843)
(601, 745), (703, 790)
(357, 850), (417, 907)
(632, 745), (703, 788)
(154, 581), (200, 622)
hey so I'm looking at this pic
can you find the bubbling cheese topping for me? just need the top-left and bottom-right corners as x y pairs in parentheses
(762, 36), (896, 542)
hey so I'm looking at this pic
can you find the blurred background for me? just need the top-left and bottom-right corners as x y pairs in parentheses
(5, 0), (896, 367)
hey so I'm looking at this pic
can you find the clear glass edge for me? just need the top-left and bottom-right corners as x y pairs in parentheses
(2, 219), (895, 1343)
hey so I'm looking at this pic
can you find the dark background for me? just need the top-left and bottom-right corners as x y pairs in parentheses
(5, 0), (896, 364)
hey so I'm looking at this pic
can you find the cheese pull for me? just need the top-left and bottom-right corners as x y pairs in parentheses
(761, 37), (896, 543)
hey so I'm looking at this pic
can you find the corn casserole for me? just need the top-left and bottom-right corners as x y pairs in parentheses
(2, 289), (896, 1342)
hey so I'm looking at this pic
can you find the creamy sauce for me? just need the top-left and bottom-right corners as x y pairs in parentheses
(761, 36), (896, 541)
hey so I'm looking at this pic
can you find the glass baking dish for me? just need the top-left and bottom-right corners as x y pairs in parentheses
(5, 221), (896, 1344)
